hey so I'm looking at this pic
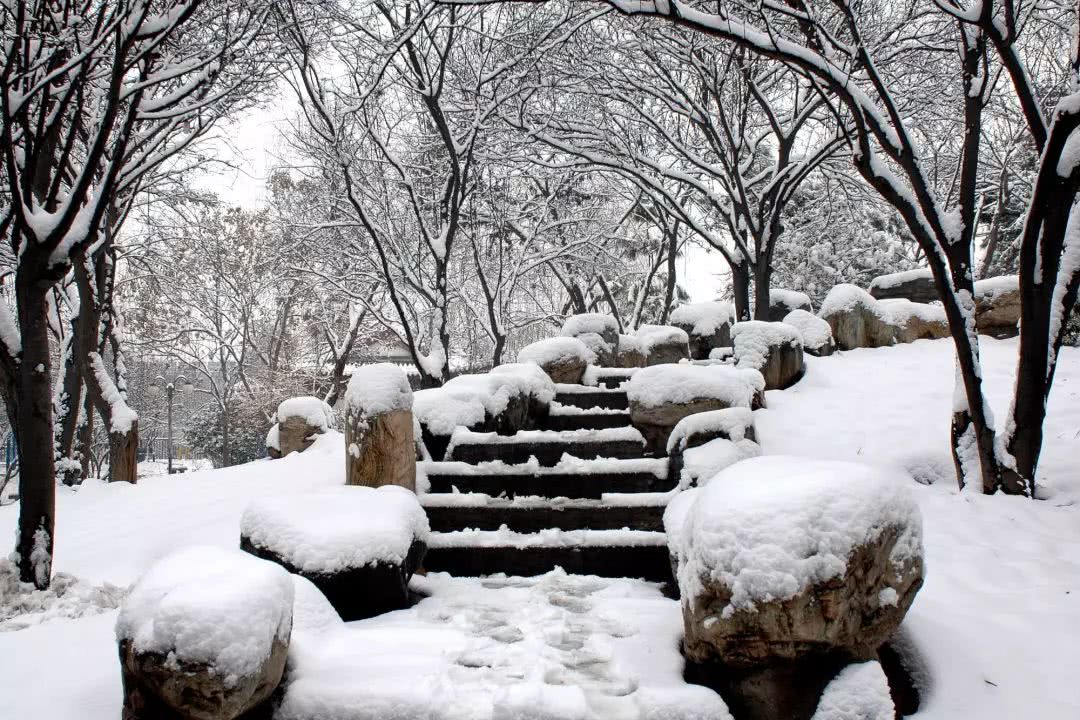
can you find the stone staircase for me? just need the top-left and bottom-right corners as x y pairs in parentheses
(420, 371), (677, 584)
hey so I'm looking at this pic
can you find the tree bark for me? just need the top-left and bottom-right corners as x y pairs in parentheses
(753, 261), (772, 322)
(731, 260), (751, 322)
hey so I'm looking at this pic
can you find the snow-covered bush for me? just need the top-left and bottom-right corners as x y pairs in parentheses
(185, 400), (270, 468)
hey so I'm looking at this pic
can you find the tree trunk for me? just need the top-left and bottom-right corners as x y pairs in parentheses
(79, 399), (94, 480)
(109, 418), (139, 483)
(753, 262), (772, 322)
(14, 280), (56, 589)
(731, 260), (751, 322)
(661, 225), (678, 324)
(221, 408), (231, 468)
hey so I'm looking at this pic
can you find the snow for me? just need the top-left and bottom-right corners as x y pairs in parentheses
(811, 661), (894, 720)
(679, 438), (762, 486)
(0, 300), (20, 356)
(561, 313), (619, 338)
(673, 456), (922, 616)
(880, 298), (947, 326)
(518, 336), (596, 366)
(580, 366), (637, 388)
(0, 558), (125, 632)
(88, 351), (137, 434)
(240, 486), (429, 573)
(343, 363), (412, 419)
(430, 528), (668, 549)
(625, 363), (762, 409)
(634, 324), (689, 352)
(114, 545), (293, 679)
(819, 283), (889, 320)
(730, 320), (802, 369)
(419, 456), (668, 479)
(266, 423), (280, 451)
(414, 365), (555, 436)
(447, 426), (645, 450)
(617, 333), (643, 354)
(670, 301), (734, 336)
(868, 268), (933, 292)
(769, 288), (812, 312)
(783, 309), (833, 349)
(973, 274), (1019, 300)
(666, 407), (755, 453)
(414, 387), (487, 436)
(278, 396), (335, 431)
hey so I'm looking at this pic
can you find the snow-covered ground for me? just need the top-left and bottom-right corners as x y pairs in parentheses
(1, 337), (1078, 719)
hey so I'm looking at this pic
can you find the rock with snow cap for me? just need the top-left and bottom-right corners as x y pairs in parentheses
(868, 268), (937, 304)
(768, 289), (813, 322)
(731, 320), (805, 390)
(276, 396), (334, 457)
(783, 309), (836, 357)
(819, 284), (896, 350)
(344, 364), (416, 490)
(518, 336), (595, 384)
(615, 333), (647, 368)
(671, 301), (735, 360)
(974, 275), (1021, 338)
(881, 298), (950, 343)
(636, 324), (691, 365)
(561, 313), (620, 366)
(116, 546), (293, 720)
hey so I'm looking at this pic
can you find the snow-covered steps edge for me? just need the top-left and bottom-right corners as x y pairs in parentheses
(421, 493), (672, 532)
(446, 426), (647, 465)
(423, 528), (674, 584)
(419, 457), (673, 498)
(553, 384), (630, 410)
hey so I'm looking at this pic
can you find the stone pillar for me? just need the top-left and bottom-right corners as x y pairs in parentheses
(344, 364), (416, 490)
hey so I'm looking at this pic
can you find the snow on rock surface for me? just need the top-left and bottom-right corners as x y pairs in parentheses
(289, 575), (343, 637)
(667, 407), (755, 453)
(413, 365), (554, 436)
(343, 364), (412, 419)
(675, 456), (922, 615)
(868, 268), (933, 292)
(240, 486), (429, 573)
(810, 661), (894, 720)
(414, 387), (487, 436)
(265, 424), (280, 451)
(819, 284), (889, 320)
(973, 274), (1019, 300)
(670, 302), (734, 336)
(561, 313), (620, 339)
(770, 289), (813, 312)
(783, 309), (833, 349)
(625, 364), (760, 409)
(880, 298), (947, 325)
(115, 546), (293, 679)
(518, 336), (596, 366)
(680, 438), (762, 486)
(278, 396), (335, 431)
(634, 324), (689, 351)
(730, 320), (802, 370)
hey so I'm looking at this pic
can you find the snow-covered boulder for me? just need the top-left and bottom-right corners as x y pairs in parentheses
(783, 309), (836, 357)
(276, 396), (334, 457)
(679, 438), (762, 487)
(241, 486), (429, 621)
(768, 288), (813, 322)
(811, 661), (895, 720)
(671, 301), (735, 360)
(561, 313), (620, 365)
(819, 284), (896, 350)
(731, 320), (805, 390)
(116, 546), (293, 720)
(518, 336), (595, 384)
(676, 456), (924, 669)
(636, 324), (691, 365)
(626, 364), (762, 453)
(615, 333), (647, 368)
(974, 275), (1021, 338)
(265, 423), (281, 460)
(667, 407), (756, 454)
(868, 268), (937, 304)
(344, 364), (415, 490)
(881, 298), (950, 343)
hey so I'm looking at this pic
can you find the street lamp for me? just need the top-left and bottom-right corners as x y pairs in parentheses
(148, 373), (195, 474)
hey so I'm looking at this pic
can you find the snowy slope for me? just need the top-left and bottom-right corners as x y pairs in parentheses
(0, 338), (1078, 719)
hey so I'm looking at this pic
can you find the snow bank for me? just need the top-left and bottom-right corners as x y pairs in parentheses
(811, 661), (894, 720)
(868, 268), (933, 292)
(517, 336), (595, 366)
(783, 309), (833, 349)
(561, 313), (619, 338)
(290, 575), (343, 636)
(0, 558), (125, 631)
(626, 364), (761, 409)
(667, 407), (755, 453)
(343, 364), (412, 419)
(240, 486), (429, 573)
(265, 424), (280, 452)
(820, 284), (888, 320)
(731, 320), (802, 369)
(634, 323), (689, 351)
(670, 302), (734, 335)
(680, 438), (761, 486)
(974, 274), (1019, 300)
(675, 456), (922, 615)
(115, 546), (293, 678)
(770, 289), (812, 312)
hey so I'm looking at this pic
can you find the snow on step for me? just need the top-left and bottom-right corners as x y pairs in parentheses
(545, 401), (632, 431)
(447, 426), (646, 465)
(421, 492), (675, 532)
(430, 528), (668, 549)
(419, 457), (673, 498)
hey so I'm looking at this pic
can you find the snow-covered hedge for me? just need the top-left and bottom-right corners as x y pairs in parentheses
(116, 546), (293, 678)
(625, 364), (762, 409)
(343, 364), (413, 420)
(277, 396), (335, 432)
(241, 486), (429, 574)
(673, 455), (922, 614)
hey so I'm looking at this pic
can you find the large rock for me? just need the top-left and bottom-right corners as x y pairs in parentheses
(636, 324), (691, 365)
(518, 336), (595, 384)
(819, 284), (895, 350)
(626, 364), (763, 454)
(561, 313), (620, 366)
(275, 396), (334, 457)
(615, 334), (647, 368)
(344, 364), (416, 489)
(116, 547), (293, 720)
(782, 309), (836, 357)
(974, 275), (1021, 338)
(767, 289), (813, 322)
(670, 301), (735, 360)
(868, 268), (937, 304)
(241, 486), (429, 621)
(675, 456), (924, 720)
(731, 320), (805, 390)
(882, 299), (950, 343)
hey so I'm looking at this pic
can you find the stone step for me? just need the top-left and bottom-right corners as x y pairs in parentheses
(446, 427), (646, 465)
(542, 402), (633, 431)
(420, 458), (673, 498)
(423, 529), (674, 584)
(585, 368), (639, 389)
(421, 495), (669, 532)
(553, 384), (629, 410)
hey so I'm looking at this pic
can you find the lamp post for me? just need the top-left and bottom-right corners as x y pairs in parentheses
(148, 373), (194, 474)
